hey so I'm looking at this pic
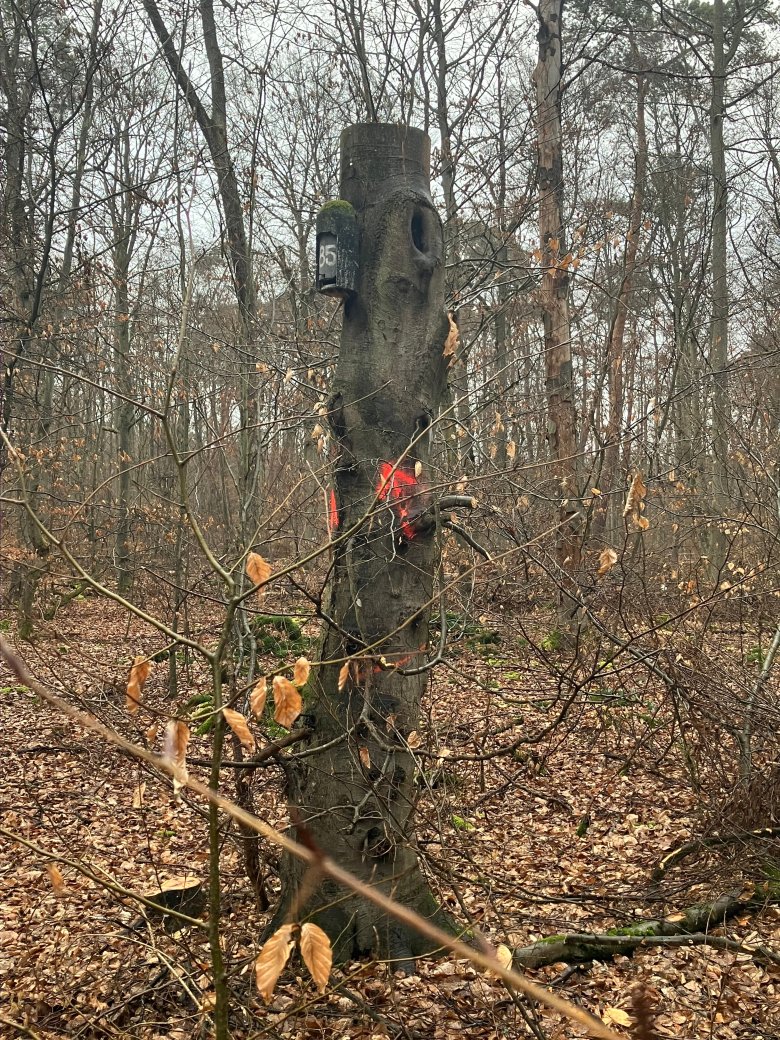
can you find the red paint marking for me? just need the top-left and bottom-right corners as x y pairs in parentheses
(371, 651), (415, 674)
(376, 461), (418, 539)
(328, 489), (339, 532)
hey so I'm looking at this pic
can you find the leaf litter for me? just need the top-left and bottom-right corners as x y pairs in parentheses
(0, 592), (777, 1039)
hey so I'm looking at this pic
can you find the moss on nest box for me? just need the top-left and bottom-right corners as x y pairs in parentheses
(319, 198), (356, 216)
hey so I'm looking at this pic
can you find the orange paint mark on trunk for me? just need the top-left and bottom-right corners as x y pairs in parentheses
(377, 461), (418, 539)
(371, 651), (416, 673)
(328, 489), (339, 532)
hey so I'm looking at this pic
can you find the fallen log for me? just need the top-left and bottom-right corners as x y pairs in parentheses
(512, 884), (780, 969)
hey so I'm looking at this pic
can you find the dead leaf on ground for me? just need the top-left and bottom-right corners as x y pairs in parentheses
(603, 1006), (632, 1028)
(46, 863), (65, 896)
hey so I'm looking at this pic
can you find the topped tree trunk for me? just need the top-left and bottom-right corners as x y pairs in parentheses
(277, 124), (454, 965)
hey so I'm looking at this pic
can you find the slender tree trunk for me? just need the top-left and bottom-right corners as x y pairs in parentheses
(0, 20), (49, 634)
(142, 0), (260, 543)
(533, 0), (581, 628)
(707, 0), (732, 576)
(114, 257), (133, 596)
(278, 124), (455, 965)
(429, 0), (472, 471)
(594, 74), (647, 542)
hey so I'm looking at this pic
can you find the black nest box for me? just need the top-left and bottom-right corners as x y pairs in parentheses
(315, 200), (359, 300)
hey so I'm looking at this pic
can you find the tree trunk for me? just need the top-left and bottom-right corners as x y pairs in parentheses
(278, 124), (454, 966)
(593, 73), (647, 543)
(533, 0), (582, 628)
(707, 0), (732, 577)
(142, 0), (260, 544)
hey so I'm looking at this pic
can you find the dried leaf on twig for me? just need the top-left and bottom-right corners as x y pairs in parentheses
(255, 924), (295, 1004)
(623, 471), (649, 531)
(250, 679), (267, 718)
(246, 552), (272, 589)
(443, 312), (459, 362)
(273, 676), (302, 730)
(223, 708), (256, 754)
(299, 922), (332, 994)
(163, 719), (190, 798)
(293, 657), (311, 687)
(598, 547), (618, 576)
(126, 656), (152, 715)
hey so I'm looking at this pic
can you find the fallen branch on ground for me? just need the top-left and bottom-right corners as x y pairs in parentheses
(651, 827), (780, 881)
(512, 888), (780, 969)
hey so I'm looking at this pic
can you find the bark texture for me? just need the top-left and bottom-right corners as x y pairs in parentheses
(279, 124), (453, 965)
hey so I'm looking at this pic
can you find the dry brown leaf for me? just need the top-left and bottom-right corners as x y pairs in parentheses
(46, 863), (65, 895)
(299, 922), (332, 994)
(623, 471), (649, 531)
(597, 547), (618, 576)
(132, 782), (146, 808)
(163, 719), (190, 798)
(126, 656), (152, 715)
(250, 679), (267, 718)
(407, 730), (421, 749)
(246, 551), (272, 589)
(223, 708), (256, 754)
(443, 312), (459, 360)
(623, 471), (646, 515)
(145, 723), (159, 745)
(293, 657), (311, 687)
(273, 676), (302, 730)
(337, 661), (350, 691)
(358, 746), (371, 770)
(495, 943), (513, 970)
(603, 1007), (632, 1028)
(255, 923), (295, 1004)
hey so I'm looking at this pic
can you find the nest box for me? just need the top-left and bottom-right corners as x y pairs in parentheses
(316, 200), (359, 299)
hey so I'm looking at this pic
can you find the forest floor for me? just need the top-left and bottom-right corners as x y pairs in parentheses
(1, 590), (779, 1040)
